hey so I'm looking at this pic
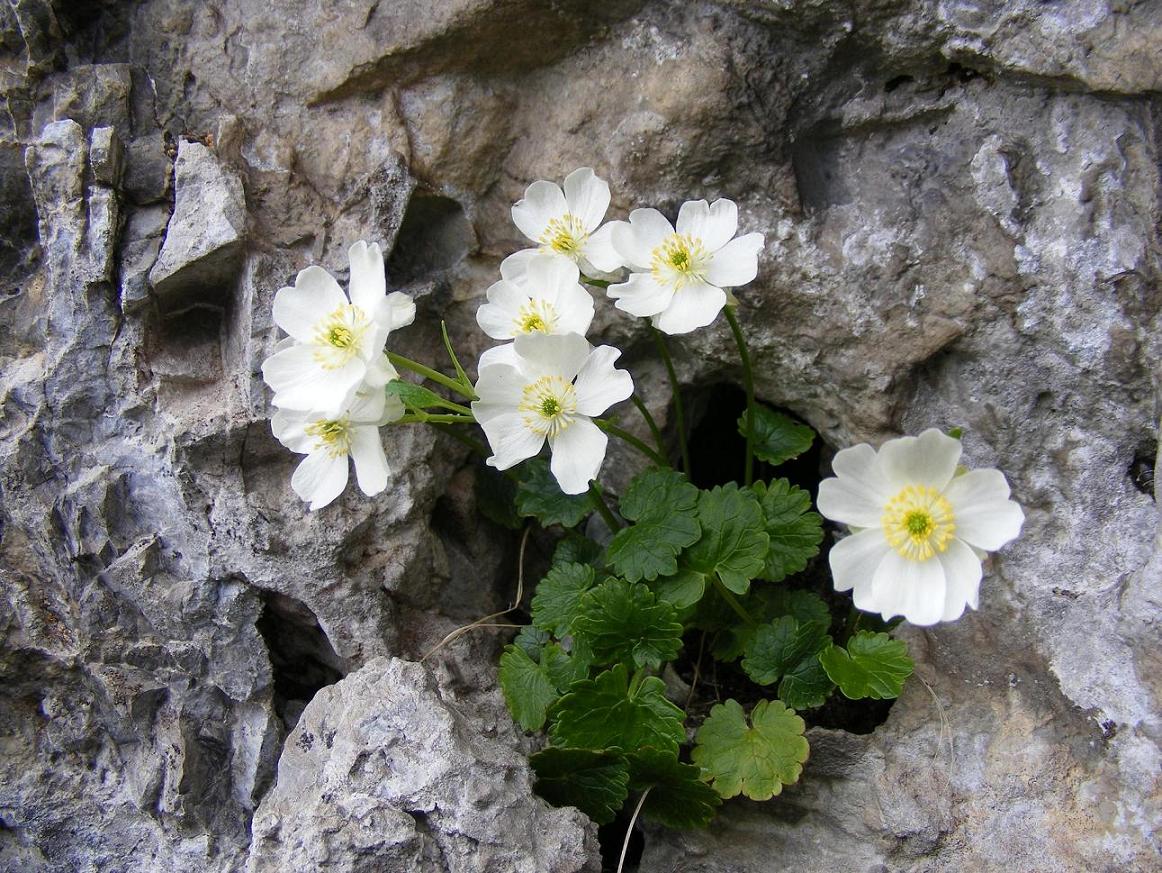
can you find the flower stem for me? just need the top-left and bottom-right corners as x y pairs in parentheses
(397, 412), (476, 425)
(594, 418), (667, 467)
(388, 352), (478, 401)
(631, 394), (667, 460)
(440, 320), (474, 392)
(649, 324), (691, 476)
(723, 305), (755, 486)
(627, 665), (648, 697)
(588, 480), (622, 531)
(712, 575), (755, 626)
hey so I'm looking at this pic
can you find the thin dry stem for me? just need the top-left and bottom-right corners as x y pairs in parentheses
(616, 787), (651, 873)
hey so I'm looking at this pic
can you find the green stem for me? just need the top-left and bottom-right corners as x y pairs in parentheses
(388, 352), (478, 401)
(649, 324), (691, 476)
(631, 394), (667, 460)
(712, 575), (755, 626)
(397, 412), (475, 425)
(588, 480), (622, 531)
(594, 419), (667, 467)
(723, 306), (755, 487)
(440, 320), (473, 391)
(426, 397), (474, 416)
(627, 665), (648, 697)
(581, 276), (612, 289)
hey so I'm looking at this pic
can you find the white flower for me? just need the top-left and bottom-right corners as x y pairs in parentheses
(604, 199), (764, 335)
(262, 241), (416, 414)
(510, 168), (623, 277)
(471, 333), (633, 495)
(271, 383), (405, 511)
(817, 428), (1025, 626)
(476, 254), (594, 340)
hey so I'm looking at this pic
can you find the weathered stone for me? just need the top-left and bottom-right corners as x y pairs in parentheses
(149, 140), (246, 309)
(247, 656), (598, 873)
(89, 126), (124, 187)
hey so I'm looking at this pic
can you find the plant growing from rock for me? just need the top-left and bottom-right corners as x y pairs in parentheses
(260, 168), (1025, 851)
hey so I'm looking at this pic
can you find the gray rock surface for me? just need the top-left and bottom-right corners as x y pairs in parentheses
(0, 0), (1159, 871)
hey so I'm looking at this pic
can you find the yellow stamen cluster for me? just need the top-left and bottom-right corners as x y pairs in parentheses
(513, 299), (558, 335)
(306, 418), (352, 458)
(518, 375), (578, 438)
(313, 304), (370, 370)
(539, 214), (587, 257)
(882, 485), (956, 561)
(651, 233), (707, 287)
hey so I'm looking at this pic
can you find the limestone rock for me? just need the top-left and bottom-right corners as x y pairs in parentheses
(247, 656), (599, 873)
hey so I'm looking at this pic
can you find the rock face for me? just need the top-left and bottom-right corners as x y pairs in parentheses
(0, 1), (1158, 872)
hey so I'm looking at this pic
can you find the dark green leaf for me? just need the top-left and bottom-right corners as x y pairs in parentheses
(749, 479), (824, 583)
(607, 470), (701, 582)
(513, 625), (550, 660)
(387, 379), (448, 412)
(541, 641), (591, 692)
(692, 698), (809, 801)
(552, 533), (604, 568)
(475, 464), (521, 530)
(752, 588), (832, 627)
(515, 459), (592, 528)
(741, 617), (830, 686)
(549, 664), (686, 754)
(686, 484), (768, 594)
(627, 749), (721, 829)
(653, 566), (707, 610)
(573, 579), (683, 670)
(499, 644), (559, 731)
(741, 406), (815, 467)
(778, 656), (834, 710)
(819, 631), (914, 700)
(530, 563), (597, 637)
(531, 748), (630, 825)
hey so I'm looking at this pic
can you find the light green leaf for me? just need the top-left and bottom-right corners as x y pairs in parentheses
(740, 406), (815, 467)
(386, 379), (448, 412)
(531, 748), (630, 825)
(692, 698), (809, 801)
(778, 656), (834, 710)
(741, 617), (830, 686)
(749, 479), (824, 583)
(653, 565), (707, 610)
(572, 579), (684, 670)
(819, 631), (914, 700)
(686, 484), (768, 594)
(499, 644), (559, 731)
(530, 563), (597, 637)
(627, 748), (722, 829)
(549, 664), (686, 754)
(515, 459), (592, 528)
(607, 470), (701, 582)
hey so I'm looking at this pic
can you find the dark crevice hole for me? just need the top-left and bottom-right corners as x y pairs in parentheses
(884, 74), (913, 92)
(386, 192), (475, 285)
(1130, 443), (1156, 498)
(255, 591), (347, 732)
(598, 816), (644, 872)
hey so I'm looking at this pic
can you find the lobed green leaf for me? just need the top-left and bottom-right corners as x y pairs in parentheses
(515, 459), (593, 528)
(549, 664), (686, 754)
(692, 698), (809, 801)
(740, 406), (815, 467)
(741, 617), (830, 686)
(819, 631), (914, 700)
(749, 479), (824, 583)
(627, 748), (722, 829)
(686, 483), (769, 594)
(607, 470), (701, 582)
(572, 578), (684, 670)
(387, 379), (448, 412)
(778, 655), (834, 710)
(498, 644), (560, 732)
(530, 563), (597, 637)
(530, 748), (630, 825)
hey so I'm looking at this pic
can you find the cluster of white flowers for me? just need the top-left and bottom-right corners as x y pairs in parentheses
(470, 167), (765, 493)
(261, 241), (416, 510)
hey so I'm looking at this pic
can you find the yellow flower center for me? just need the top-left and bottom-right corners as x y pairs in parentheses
(651, 233), (707, 287)
(539, 213), (588, 257)
(518, 375), (577, 438)
(882, 485), (956, 561)
(305, 417), (352, 458)
(313, 304), (371, 369)
(514, 299), (558, 335)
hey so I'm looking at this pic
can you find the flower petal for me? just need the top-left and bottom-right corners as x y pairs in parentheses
(291, 450), (349, 511)
(582, 221), (624, 273)
(349, 425), (390, 496)
(271, 409), (313, 453)
(828, 527), (892, 593)
(608, 272), (673, 318)
(512, 180), (567, 244)
(562, 167), (610, 232)
(676, 198), (738, 252)
(500, 248), (539, 281)
(262, 344), (364, 413)
(878, 428), (962, 492)
(870, 551), (947, 626)
(818, 443), (895, 528)
(347, 241), (386, 312)
(477, 280), (528, 340)
(477, 344), (520, 374)
(704, 232), (764, 289)
(937, 538), (983, 621)
(527, 254), (581, 304)
(479, 411), (544, 470)
(272, 266), (347, 342)
(652, 281), (727, 335)
(348, 387), (387, 423)
(549, 418), (607, 494)
(383, 291), (416, 332)
(942, 467), (1011, 505)
(613, 208), (673, 270)
(951, 498), (1025, 552)
(833, 442), (896, 505)
(513, 332), (590, 381)
(573, 345), (633, 416)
